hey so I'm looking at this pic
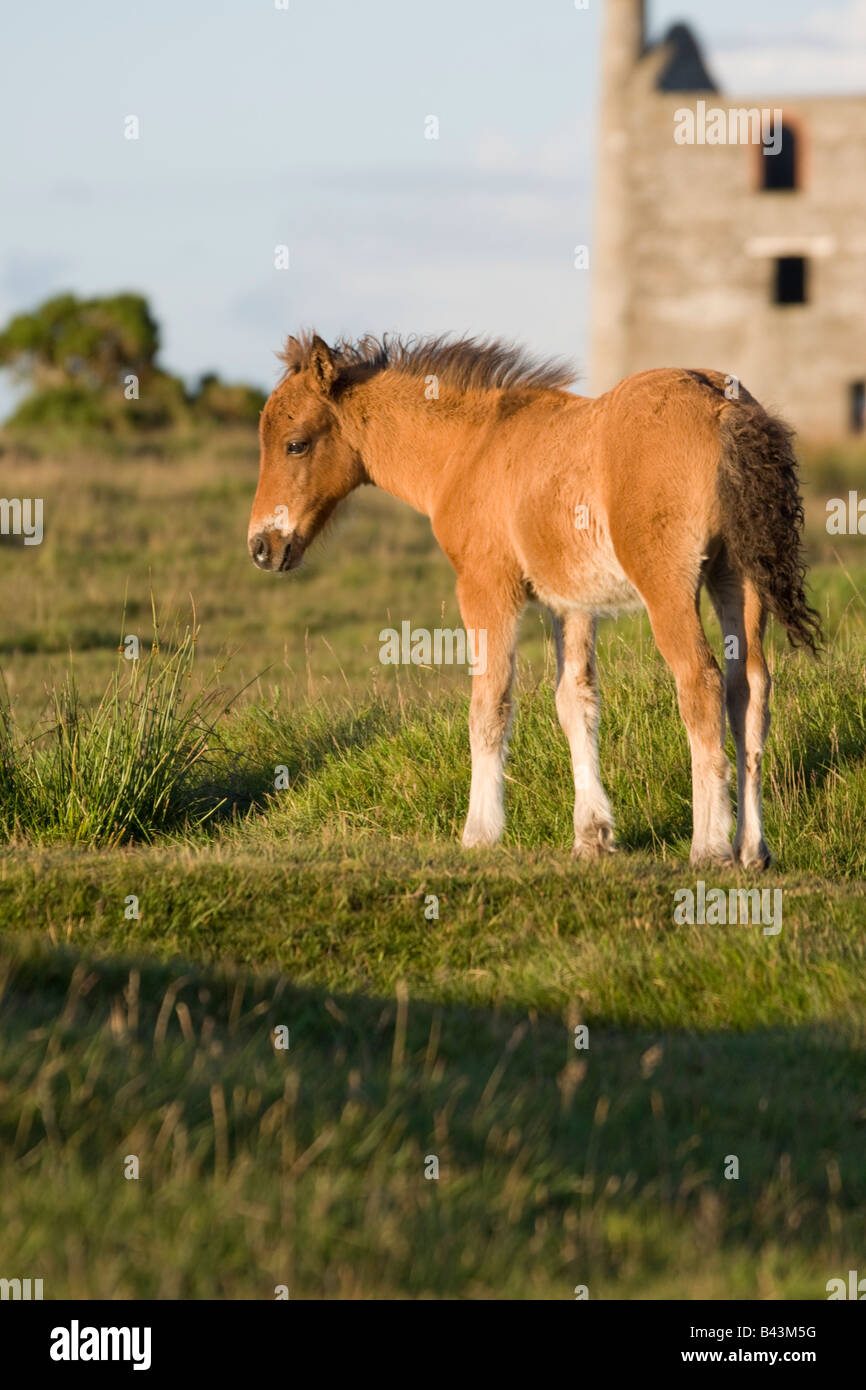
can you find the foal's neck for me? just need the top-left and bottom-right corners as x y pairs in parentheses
(340, 371), (494, 515)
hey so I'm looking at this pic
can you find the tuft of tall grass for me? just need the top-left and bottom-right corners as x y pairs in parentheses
(0, 617), (236, 846)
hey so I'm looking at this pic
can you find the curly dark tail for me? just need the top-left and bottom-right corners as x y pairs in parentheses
(717, 399), (822, 653)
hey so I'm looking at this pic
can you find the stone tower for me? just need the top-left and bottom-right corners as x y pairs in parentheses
(590, 0), (866, 440)
(590, 0), (646, 409)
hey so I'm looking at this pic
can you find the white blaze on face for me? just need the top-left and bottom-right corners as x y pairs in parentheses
(273, 505), (293, 536)
(249, 507), (296, 542)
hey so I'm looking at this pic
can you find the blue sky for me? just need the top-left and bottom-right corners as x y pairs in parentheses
(1, 0), (863, 410)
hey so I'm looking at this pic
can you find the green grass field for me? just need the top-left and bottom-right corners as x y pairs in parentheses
(0, 431), (864, 1298)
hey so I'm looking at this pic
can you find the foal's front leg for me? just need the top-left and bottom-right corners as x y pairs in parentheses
(552, 611), (616, 856)
(457, 574), (522, 848)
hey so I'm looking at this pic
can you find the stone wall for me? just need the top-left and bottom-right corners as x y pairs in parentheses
(591, 1), (866, 440)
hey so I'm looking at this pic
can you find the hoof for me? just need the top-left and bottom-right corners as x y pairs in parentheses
(461, 822), (502, 849)
(572, 821), (617, 859)
(736, 841), (772, 871)
(690, 844), (735, 869)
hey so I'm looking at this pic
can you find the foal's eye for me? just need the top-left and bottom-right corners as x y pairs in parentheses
(285, 439), (309, 456)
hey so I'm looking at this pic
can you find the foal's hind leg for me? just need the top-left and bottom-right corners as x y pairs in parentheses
(707, 560), (771, 869)
(457, 572), (523, 848)
(643, 591), (734, 866)
(552, 611), (616, 856)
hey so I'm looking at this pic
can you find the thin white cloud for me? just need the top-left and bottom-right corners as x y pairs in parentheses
(709, 0), (866, 93)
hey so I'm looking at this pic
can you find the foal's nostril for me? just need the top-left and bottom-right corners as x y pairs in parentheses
(250, 534), (270, 569)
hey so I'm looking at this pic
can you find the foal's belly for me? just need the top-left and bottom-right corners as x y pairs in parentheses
(520, 524), (644, 618)
(531, 567), (643, 618)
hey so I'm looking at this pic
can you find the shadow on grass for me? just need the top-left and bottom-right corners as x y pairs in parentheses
(201, 703), (402, 823)
(2, 931), (863, 1285)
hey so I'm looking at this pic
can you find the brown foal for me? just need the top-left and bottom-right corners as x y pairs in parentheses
(248, 333), (819, 867)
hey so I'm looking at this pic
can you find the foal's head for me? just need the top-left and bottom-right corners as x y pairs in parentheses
(248, 334), (364, 572)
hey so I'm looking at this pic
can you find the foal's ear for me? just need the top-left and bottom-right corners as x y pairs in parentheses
(309, 335), (337, 395)
(277, 335), (303, 374)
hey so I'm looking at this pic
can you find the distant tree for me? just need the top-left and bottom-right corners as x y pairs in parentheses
(0, 292), (264, 436)
(9, 384), (109, 431)
(0, 292), (159, 393)
(190, 372), (266, 427)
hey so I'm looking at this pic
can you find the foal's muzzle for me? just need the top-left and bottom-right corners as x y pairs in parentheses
(248, 531), (304, 572)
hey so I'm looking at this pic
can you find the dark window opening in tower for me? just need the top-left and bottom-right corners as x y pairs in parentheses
(850, 382), (866, 434)
(763, 123), (798, 190)
(774, 256), (807, 304)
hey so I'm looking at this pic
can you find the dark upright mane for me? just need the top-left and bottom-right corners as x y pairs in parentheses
(278, 331), (577, 394)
